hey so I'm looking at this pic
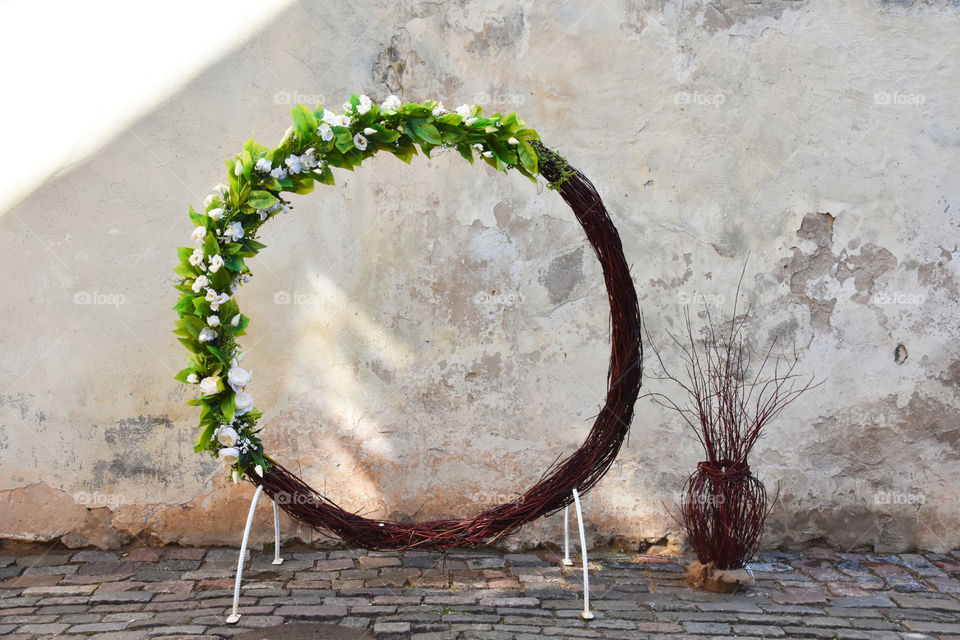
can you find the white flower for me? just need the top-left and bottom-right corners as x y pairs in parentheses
(217, 426), (238, 447)
(508, 137), (519, 145)
(321, 109), (338, 125)
(233, 348), (246, 363)
(464, 117), (478, 126)
(227, 365), (253, 392)
(363, 127), (376, 135)
(198, 326), (218, 343)
(186, 373), (198, 384)
(207, 291), (230, 311)
(333, 114), (350, 127)
(254, 464), (264, 477)
(482, 150), (493, 157)
(207, 314), (220, 327)
(207, 207), (224, 221)
(203, 194), (214, 208)
(231, 314), (242, 327)
(208, 254), (224, 273)
(455, 104), (470, 117)
(318, 123), (333, 141)
(191, 275), (209, 293)
(191, 225), (206, 243)
(234, 161), (243, 176)
(300, 149), (318, 170)
(234, 391), (254, 416)
(285, 154), (302, 175)
(198, 376), (220, 396)
(432, 102), (445, 117)
(270, 166), (287, 180)
(254, 157), (272, 173)
(353, 133), (368, 151)
(219, 447), (240, 465)
(189, 248), (205, 268)
(382, 95), (401, 111)
(230, 277), (241, 294)
(342, 101), (354, 114)
(241, 274), (252, 284)
(224, 221), (244, 242)
(356, 94), (372, 115)
(214, 183), (229, 197)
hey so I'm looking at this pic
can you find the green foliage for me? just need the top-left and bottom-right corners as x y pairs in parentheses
(176, 93), (544, 479)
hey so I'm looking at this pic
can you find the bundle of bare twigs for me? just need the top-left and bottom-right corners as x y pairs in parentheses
(248, 142), (643, 549)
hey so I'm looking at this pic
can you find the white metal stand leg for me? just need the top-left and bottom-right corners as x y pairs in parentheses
(272, 500), (284, 565)
(562, 506), (574, 566)
(571, 488), (593, 620)
(226, 485), (283, 624)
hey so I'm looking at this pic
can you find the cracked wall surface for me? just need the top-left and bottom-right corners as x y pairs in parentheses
(1, 0), (959, 553)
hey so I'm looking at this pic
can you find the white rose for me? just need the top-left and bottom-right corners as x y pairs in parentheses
(217, 426), (238, 447)
(198, 376), (220, 396)
(191, 275), (209, 293)
(207, 315), (220, 327)
(207, 207), (224, 221)
(270, 166), (288, 180)
(333, 114), (350, 127)
(356, 94), (372, 115)
(219, 447), (240, 465)
(203, 194), (214, 208)
(208, 254), (224, 273)
(191, 225), (206, 243)
(189, 248), (205, 268)
(254, 464), (264, 477)
(321, 109), (338, 125)
(482, 150), (493, 157)
(432, 102), (445, 117)
(186, 373), (198, 384)
(363, 127), (376, 135)
(227, 365), (253, 392)
(254, 157), (271, 173)
(209, 291), (230, 311)
(224, 221), (244, 242)
(198, 326), (218, 343)
(455, 104), (470, 117)
(508, 137), (519, 145)
(317, 123), (333, 141)
(353, 133), (368, 151)
(231, 314), (242, 327)
(464, 117), (478, 126)
(285, 154), (302, 175)
(234, 391), (254, 416)
(234, 161), (243, 176)
(382, 95), (401, 111)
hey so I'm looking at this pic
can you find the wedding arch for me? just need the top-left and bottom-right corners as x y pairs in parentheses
(173, 94), (642, 549)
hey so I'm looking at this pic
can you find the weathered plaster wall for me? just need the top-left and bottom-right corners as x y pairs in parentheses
(1, 0), (958, 553)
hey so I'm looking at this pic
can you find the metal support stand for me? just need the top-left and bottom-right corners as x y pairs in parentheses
(226, 485), (283, 624)
(561, 488), (593, 620)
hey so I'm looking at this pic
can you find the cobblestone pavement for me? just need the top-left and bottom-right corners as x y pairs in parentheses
(2, 545), (960, 639)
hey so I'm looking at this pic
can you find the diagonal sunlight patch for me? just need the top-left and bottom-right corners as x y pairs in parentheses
(0, 0), (296, 215)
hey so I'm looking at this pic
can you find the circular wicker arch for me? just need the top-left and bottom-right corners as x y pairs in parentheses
(250, 140), (643, 549)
